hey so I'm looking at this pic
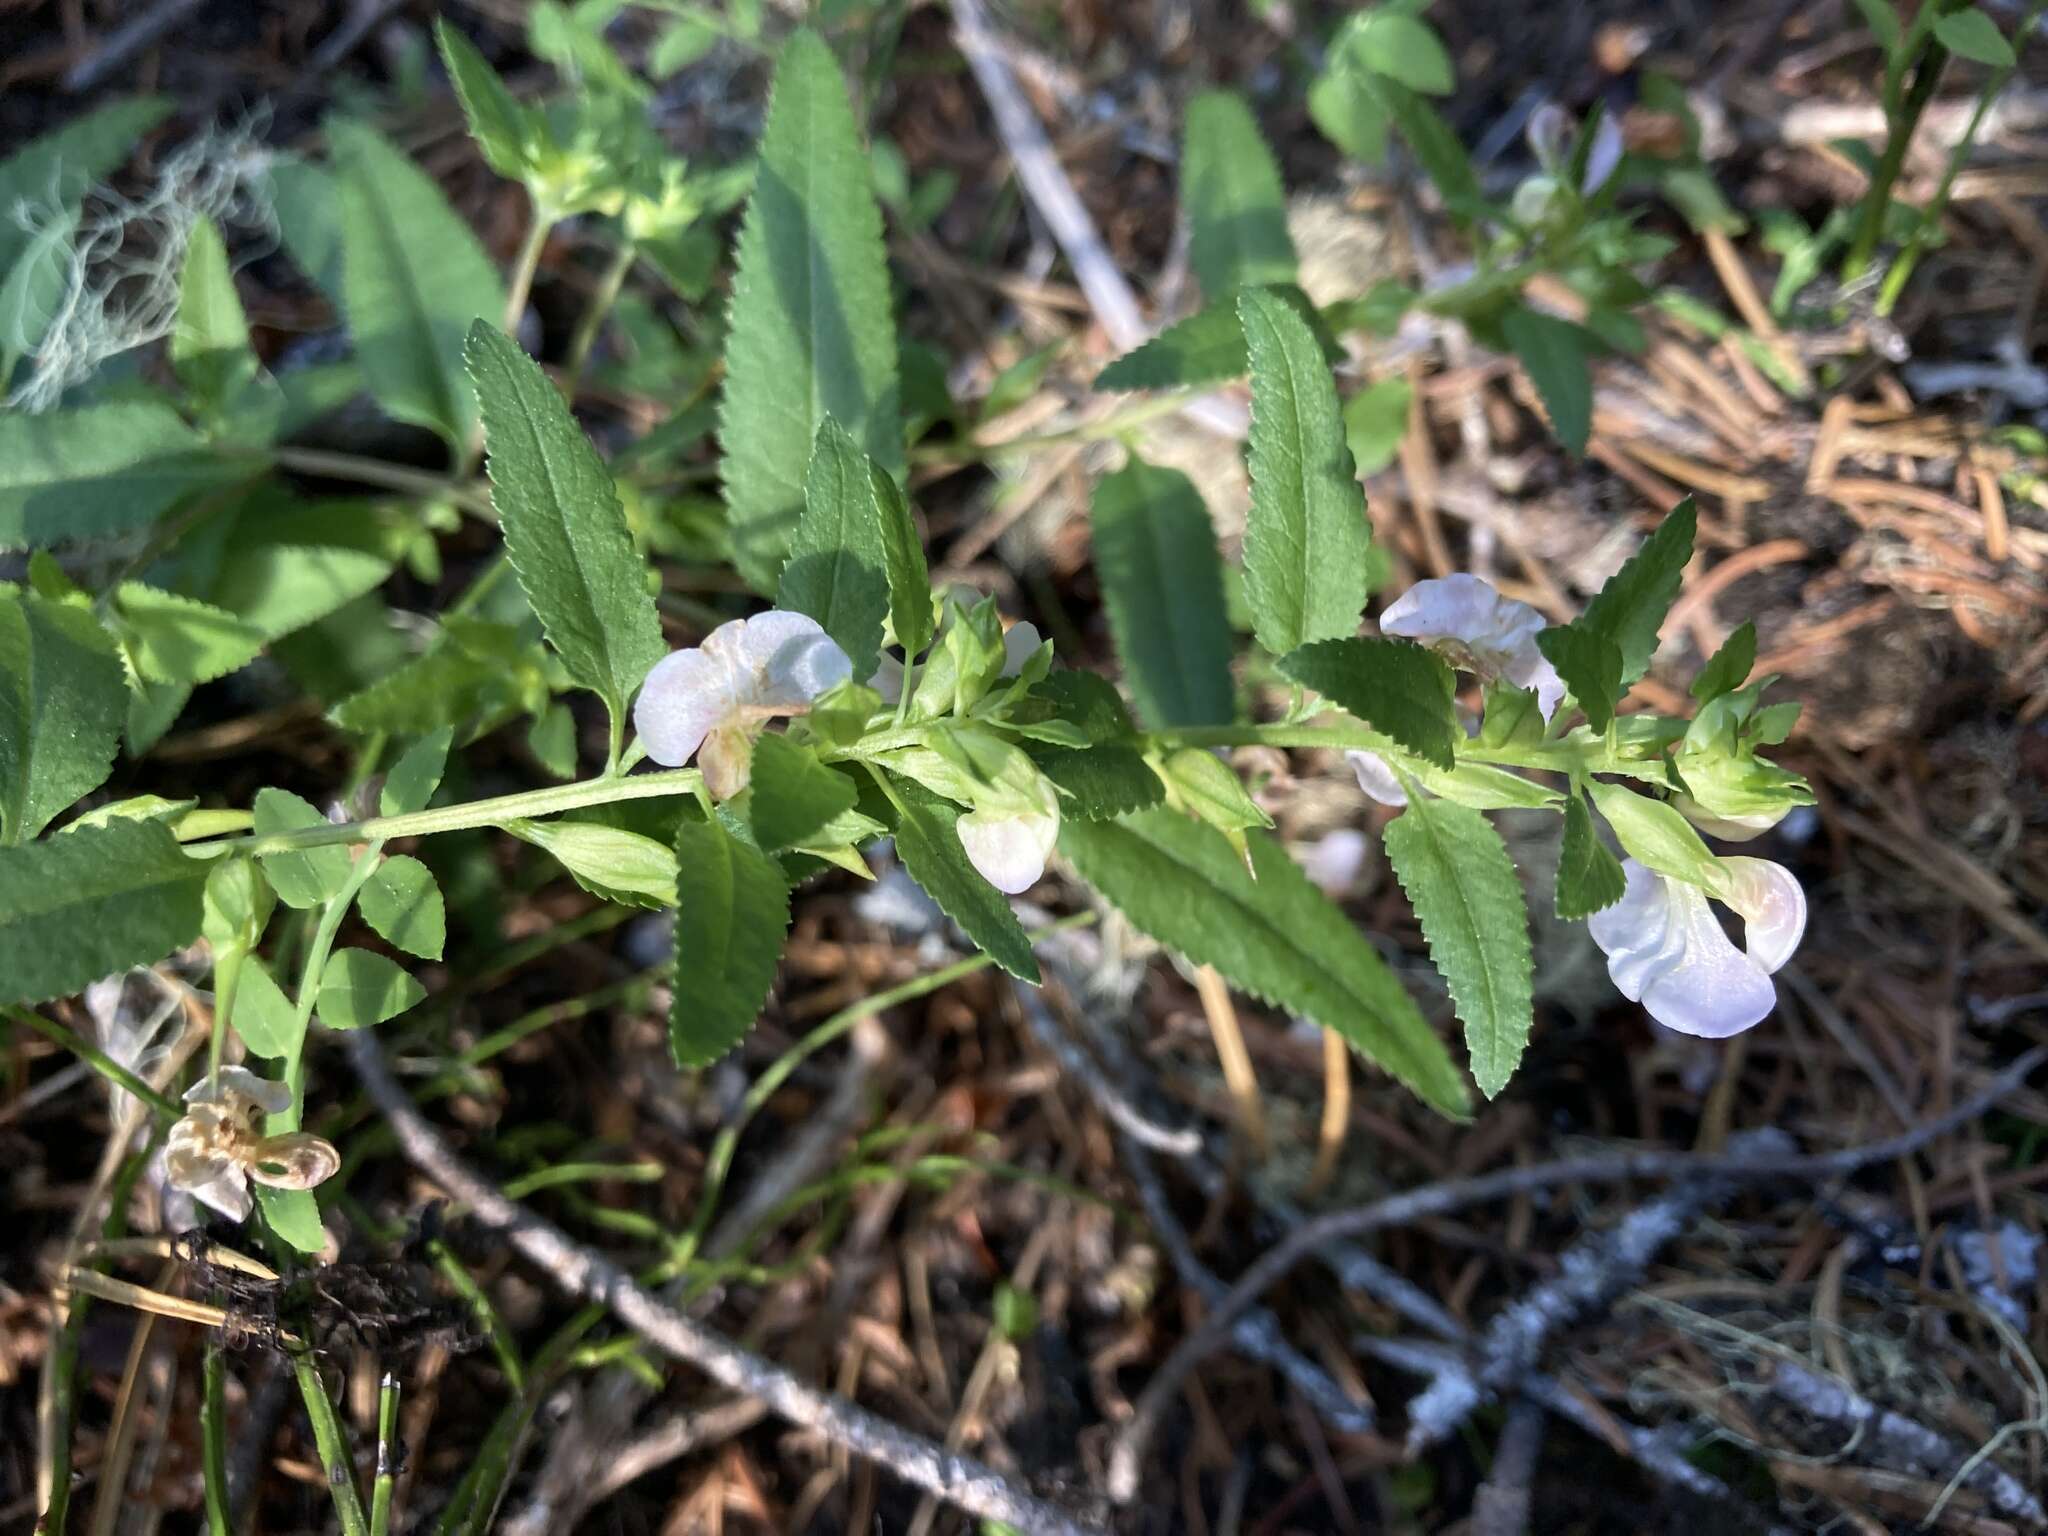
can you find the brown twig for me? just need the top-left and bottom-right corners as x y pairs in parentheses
(1106, 1048), (2048, 1501)
(344, 1030), (1102, 1536)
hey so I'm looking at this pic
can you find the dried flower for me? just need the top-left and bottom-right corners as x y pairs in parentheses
(1380, 574), (1566, 720)
(1586, 857), (1806, 1038)
(633, 611), (852, 798)
(166, 1068), (339, 1222)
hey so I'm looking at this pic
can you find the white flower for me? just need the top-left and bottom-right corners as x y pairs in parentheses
(1380, 574), (1566, 721)
(1586, 857), (1806, 1039)
(1527, 103), (1623, 193)
(957, 777), (1060, 895)
(1347, 750), (1410, 808)
(166, 1068), (340, 1223)
(869, 653), (905, 704)
(633, 611), (853, 798)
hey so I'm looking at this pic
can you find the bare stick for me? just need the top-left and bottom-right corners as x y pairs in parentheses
(1469, 1398), (1545, 1536)
(345, 1031), (1100, 1536)
(1107, 1047), (2047, 1501)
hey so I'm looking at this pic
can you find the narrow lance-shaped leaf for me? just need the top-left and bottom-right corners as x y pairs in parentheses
(435, 19), (535, 180)
(0, 818), (208, 1005)
(0, 402), (245, 551)
(1061, 810), (1468, 1116)
(1278, 636), (1458, 771)
(331, 119), (505, 447)
(1500, 305), (1594, 459)
(670, 816), (791, 1066)
(1577, 495), (1697, 685)
(1240, 287), (1371, 656)
(748, 733), (858, 852)
(779, 419), (891, 677)
(171, 217), (260, 410)
(1092, 460), (1234, 728)
(1183, 90), (1298, 296)
(0, 589), (125, 844)
(1381, 791), (1534, 1098)
(720, 29), (902, 592)
(1555, 790), (1626, 920)
(467, 322), (666, 738)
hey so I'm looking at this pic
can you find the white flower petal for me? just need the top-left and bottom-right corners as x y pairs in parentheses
(1583, 112), (1624, 192)
(1380, 575), (1563, 719)
(869, 654), (905, 704)
(182, 1167), (253, 1222)
(1299, 828), (1368, 897)
(740, 610), (852, 710)
(634, 644), (739, 767)
(1674, 796), (1785, 841)
(957, 805), (1059, 895)
(1526, 103), (1569, 171)
(1347, 750), (1409, 808)
(1588, 859), (1779, 1039)
(1000, 622), (1043, 678)
(1717, 856), (1806, 974)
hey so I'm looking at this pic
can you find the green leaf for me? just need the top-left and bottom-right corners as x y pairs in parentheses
(381, 728), (452, 816)
(317, 947), (426, 1028)
(670, 816), (790, 1066)
(720, 29), (902, 592)
(1095, 285), (1344, 393)
(780, 418), (892, 676)
(749, 733), (859, 852)
(1027, 743), (1162, 821)
(1158, 749), (1271, 853)
(330, 621), (533, 738)
(1382, 793), (1533, 1098)
(253, 788), (353, 909)
(1091, 460), (1234, 728)
(889, 782), (1040, 983)
(1183, 90), (1297, 296)
(1344, 375), (1412, 476)
(0, 818), (207, 1005)
(1500, 306), (1594, 458)
(508, 816), (679, 907)
(1692, 620), (1756, 703)
(1279, 637), (1458, 771)
(1060, 810), (1467, 1116)
(1933, 7), (2015, 66)
(330, 118), (505, 447)
(0, 97), (170, 279)
(112, 585), (266, 686)
(0, 589), (125, 844)
(1347, 10), (1455, 93)
(466, 323), (666, 734)
(359, 854), (445, 960)
(0, 205), (78, 360)
(171, 217), (264, 415)
(228, 957), (299, 1059)
(435, 19), (535, 180)
(1555, 791), (1626, 919)
(1534, 625), (1624, 731)
(190, 502), (396, 642)
(1586, 780), (1722, 890)
(0, 402), (245, 551)
(1309, 59), (1390, 163)
(1578, 495), (1697, 685)
(1240, 288), (1371, 656)
(1378, 81), (1481, 217)
(1851, 0), (1900, 54)
(526, 702), (579, 779)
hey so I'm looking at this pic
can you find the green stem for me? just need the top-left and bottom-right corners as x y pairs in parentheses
(560, 239), (637, 399)
(1876, 1), (2043, 314)
(1844, 17), (1957, 281)
(201, 1346), (232, 1536)
(270, 448), (494, 519)
(208, 945), (246, 1085)
(370, 1373), (401, 1536)
(4, 1008), (182, 1119)
(194, 769), (703, 858)
(291, 1353), (371, 1536)
(502, 214), (553, 338)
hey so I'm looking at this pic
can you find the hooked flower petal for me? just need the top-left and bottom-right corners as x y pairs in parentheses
(1380, 574), (1566, 720)
(1586, 858), (1802, 1039)
(1347, 750), (1410, 808)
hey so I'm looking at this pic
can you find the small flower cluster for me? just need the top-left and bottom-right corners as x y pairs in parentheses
(633, 605), (1059, 893)
(1350, 574), (1806, 1041)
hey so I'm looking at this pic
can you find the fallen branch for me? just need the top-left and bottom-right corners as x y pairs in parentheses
(344, 1030), (1102, 1536)
(1106, 1047), (2047, 1501)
